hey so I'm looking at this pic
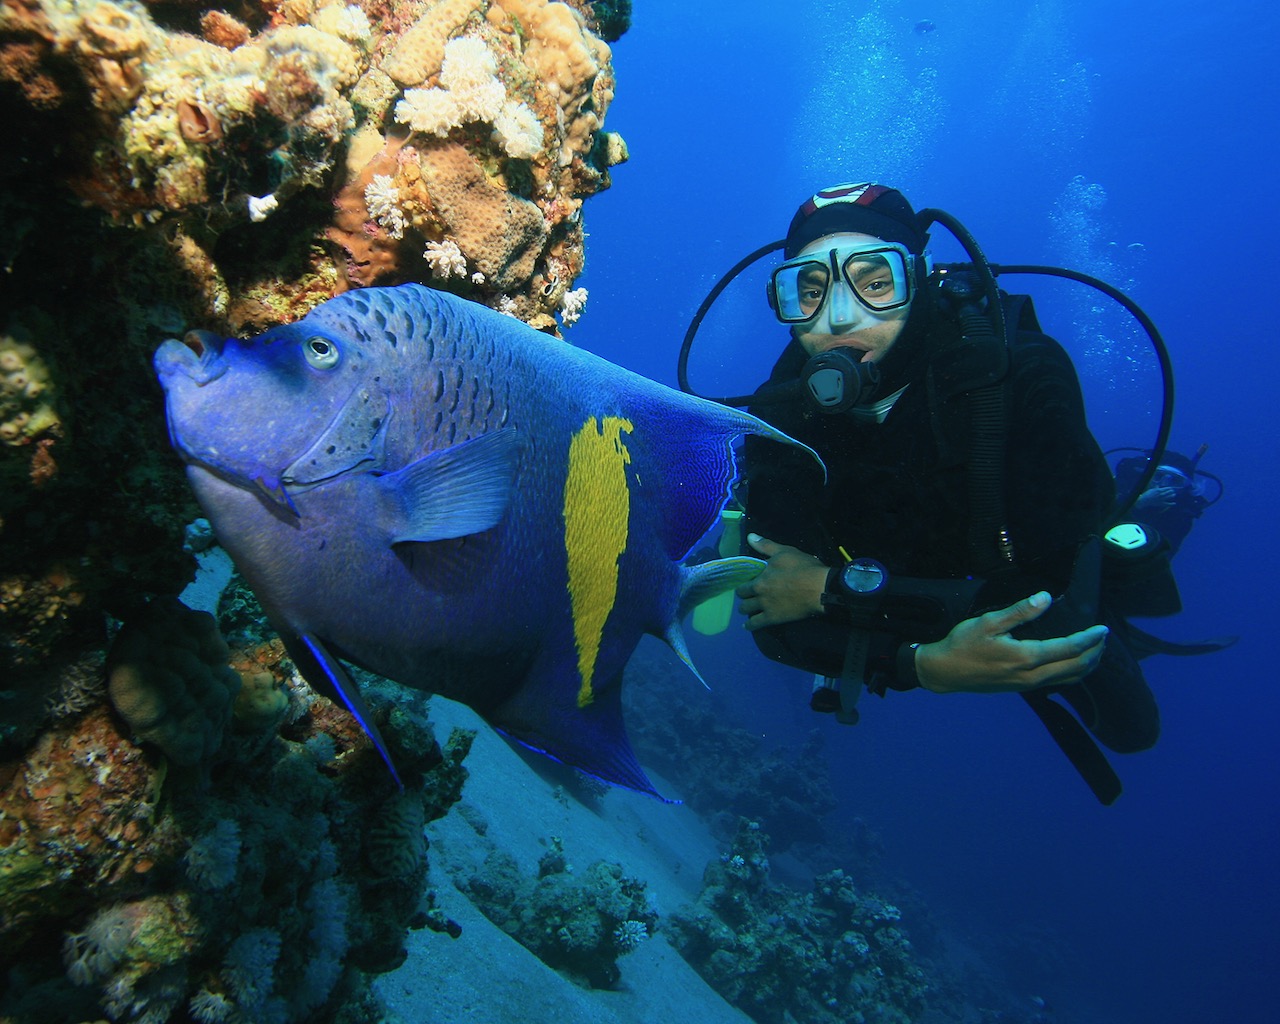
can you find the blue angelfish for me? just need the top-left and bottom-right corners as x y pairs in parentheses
(154, 284), (811, 797)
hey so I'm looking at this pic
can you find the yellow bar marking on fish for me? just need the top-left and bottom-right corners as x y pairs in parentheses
(563, 416), (634, 708)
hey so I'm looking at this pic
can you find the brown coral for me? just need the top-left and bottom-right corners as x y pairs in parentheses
(231, 670), (288, 734)
(382, 0), (482, 87)
(79, 1), (148, 59)
(326, 137), (417, 289)
(199, 10), (251, 51)
(0, 37), (64, 109)
(0, 705), (171, 944)
(75, 0), (150, 112)
(418, 141), (546, 290)
(105, 597), (242, 767)
(0, 329), (61, 446)
(0, 569), (88, 675)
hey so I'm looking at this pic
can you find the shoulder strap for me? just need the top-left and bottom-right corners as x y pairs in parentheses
(1006, 291), (1041, 334)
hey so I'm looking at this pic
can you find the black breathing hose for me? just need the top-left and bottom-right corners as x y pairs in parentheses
(676, 240), (785, 405)
(990, 264), (1175, 524)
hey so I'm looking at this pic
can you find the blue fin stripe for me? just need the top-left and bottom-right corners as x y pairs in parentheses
(300, 633), (404, 790)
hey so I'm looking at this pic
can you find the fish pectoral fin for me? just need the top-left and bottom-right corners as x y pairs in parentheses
(252, 473), (300, 517)
(377, 427), (520, 544)
(285, 632), (403, 790)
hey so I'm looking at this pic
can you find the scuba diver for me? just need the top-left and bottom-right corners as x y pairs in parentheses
(1112, 444), (1222, 556)
(678, 181), (1235, 804)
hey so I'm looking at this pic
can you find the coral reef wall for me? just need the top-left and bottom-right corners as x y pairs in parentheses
(0, 0), (627, 698)
(1, 587), (476, 1023)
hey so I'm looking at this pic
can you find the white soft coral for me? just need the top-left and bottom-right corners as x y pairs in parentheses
(424, 239), (468, 279)
(394, 87), (460, 135)
(63, 905), (134, 986)
(494, 101), (543, 159)
(439, 36), (496, 91)
(394, 36), (510, 137)
(363, 174), (406, 239)
(560, 287), (588, 326)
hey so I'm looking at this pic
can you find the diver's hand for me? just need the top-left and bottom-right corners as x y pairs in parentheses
(914, 592), (1108, 694)
(1135, 486), (1177, 512)
(736, 534), (829, 629)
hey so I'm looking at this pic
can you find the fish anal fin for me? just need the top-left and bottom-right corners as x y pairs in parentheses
(488, 666), (672, 801)
(661, 620), (709, 691)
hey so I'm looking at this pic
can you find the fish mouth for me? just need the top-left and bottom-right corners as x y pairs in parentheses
(154, 332), (228, 467)
(154, 332), (297, 513)
(154, 331), (229, 387)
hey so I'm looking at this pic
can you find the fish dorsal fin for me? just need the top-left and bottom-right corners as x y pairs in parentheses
(626, 397), (821, 561)
(287, 632), (403, 790)
(377, 427), (519, 544)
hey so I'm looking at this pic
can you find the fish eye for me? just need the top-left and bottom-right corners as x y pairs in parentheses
(304, 336), (340, 370)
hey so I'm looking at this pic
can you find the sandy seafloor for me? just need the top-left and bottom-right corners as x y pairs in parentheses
(375, 695), (754, 1024)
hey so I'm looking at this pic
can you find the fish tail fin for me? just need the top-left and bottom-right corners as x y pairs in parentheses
(661, 557), (767, 688)
(678, 556), (766, 619)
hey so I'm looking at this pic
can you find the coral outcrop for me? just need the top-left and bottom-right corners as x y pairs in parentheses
(668, 820), (932, 1024)
(462, 838), (658, 989)
(2, 0), (622, 327)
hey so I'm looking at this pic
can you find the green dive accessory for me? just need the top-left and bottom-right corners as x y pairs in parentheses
(692, 508), (746, 636)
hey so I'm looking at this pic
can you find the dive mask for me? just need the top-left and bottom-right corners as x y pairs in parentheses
(767, 241), (930, 324)
(1151, 466), (1191, 491)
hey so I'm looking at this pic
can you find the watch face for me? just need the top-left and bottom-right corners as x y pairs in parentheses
(842, 558), (887, 595)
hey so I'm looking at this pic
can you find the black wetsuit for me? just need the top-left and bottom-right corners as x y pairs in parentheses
(743, 303), (1160, 754)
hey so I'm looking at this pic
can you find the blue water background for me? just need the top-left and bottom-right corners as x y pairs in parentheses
(573, 2), (1279, 1022)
